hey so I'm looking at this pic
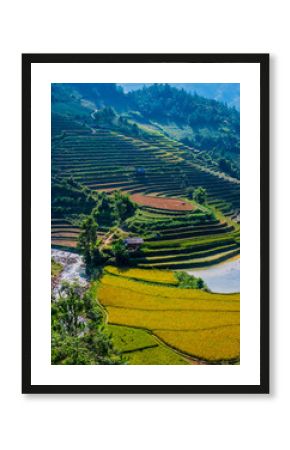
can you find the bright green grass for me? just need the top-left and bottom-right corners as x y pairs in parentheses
(127, 345), (188, 365)
(144, 231), (239, 249)
(51, 258), (63, 277)
(107, 324), (156, 352)
(107, 324), (188, 365)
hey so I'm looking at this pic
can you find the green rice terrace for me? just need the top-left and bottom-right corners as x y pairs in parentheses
(51, 83), (240, 365)
(51, 115), (239, 270)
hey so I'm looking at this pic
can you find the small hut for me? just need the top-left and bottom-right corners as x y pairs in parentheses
(124, 237), (144, 251)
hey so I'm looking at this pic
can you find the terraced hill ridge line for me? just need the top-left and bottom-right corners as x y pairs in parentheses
(98, 268), (240, 363)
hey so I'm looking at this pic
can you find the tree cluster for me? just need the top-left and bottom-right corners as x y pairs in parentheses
(51, 281), (125, 365)
(52, 82), (240, 161)
(127, 83), (239, 155)
(78, 191), (136, 272)
(186, 186), (207, 204)
(94, 107), (143, 138)
(218, 157), (240, 179)
(176, 271), (206, 289)
(51, 177), (97, 218)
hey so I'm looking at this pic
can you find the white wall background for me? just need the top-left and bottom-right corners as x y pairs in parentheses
(0, 1), (286, 449)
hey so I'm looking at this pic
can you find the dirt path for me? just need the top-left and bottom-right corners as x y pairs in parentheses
(99, 232), (114, 251)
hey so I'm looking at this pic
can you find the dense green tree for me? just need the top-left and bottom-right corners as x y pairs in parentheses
(186, 186), (195, 200)
(94, 106), (116, 127)
(92, 194), (116, 226)
(78, 216), (106, 272)
(112, 239), (130, 266)
(78, 216), (98, 267)
(113, 190), (136, 222)
(78, 191), (136, 272)
(219, 157), (239, 179)
(127, 83), (240, 157)
(175, 271), (206, 289)
(193, 186), (207, 205)
(51, 177), (97, 218)
(51, 282), (124, 365)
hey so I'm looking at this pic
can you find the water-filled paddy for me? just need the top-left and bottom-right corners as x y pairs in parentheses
(187, 258), (240, 293)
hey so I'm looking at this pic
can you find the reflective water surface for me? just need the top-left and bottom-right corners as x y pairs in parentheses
(186, 258), (240, 293)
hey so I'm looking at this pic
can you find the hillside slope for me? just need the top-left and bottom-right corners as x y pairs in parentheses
(51, 112), (240, 269)
(52, 83), (240, 178)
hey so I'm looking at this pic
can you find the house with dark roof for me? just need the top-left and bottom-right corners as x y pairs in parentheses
(124, 237), (144, 251)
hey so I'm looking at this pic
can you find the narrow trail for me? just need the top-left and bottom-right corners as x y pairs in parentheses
(90, 108), (98, 120)
(99, 232), (114, 251)
(89, 109), (99, 134)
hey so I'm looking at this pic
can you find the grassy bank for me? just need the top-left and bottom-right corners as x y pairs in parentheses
(51, 258), (63, 277)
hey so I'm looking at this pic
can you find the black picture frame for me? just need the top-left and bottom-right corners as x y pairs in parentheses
(22, 53), (269, 394)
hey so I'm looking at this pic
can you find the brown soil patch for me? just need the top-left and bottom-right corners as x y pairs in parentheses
(51, 232), (79, 238)
(131, 194), (194, 211)
(51, 239), (78, 248)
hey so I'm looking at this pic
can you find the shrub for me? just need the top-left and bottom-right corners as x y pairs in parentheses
(112, 239), (130, 266)
(186, 186), (195, 199)
(175, 271), (205, 289)
(193, 186), (207, 205)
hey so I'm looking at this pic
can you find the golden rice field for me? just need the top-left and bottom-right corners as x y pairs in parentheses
(107, 307), (238, 333)
(104, 265), (178, 285)
(98, 268), (240, 363)
(155, 326), (240, 362)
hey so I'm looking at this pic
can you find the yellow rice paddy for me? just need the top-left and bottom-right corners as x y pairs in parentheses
(104, 265), (178, 284)
(98, 269), (240, 362)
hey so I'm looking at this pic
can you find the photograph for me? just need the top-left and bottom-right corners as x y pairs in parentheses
(22, 53), (269, 393)
(51, 81), (240, 366)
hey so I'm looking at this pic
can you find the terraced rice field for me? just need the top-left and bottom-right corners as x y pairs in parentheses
(51, 115), (240, 217)
(51, 219), (80, 249)
(99, 268), (240, 363)
(51, 113), (240, 268)
(107, 325), (189, 365)
(129, 206), (239, 269)
(51, 113), (240, 365)
(105, 266), (178, 285)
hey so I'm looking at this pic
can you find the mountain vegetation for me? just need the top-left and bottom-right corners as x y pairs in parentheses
(52, 82), (240, 173)
(119, 83), (240, 110)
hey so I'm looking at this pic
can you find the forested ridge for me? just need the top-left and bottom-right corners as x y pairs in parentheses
(52, 83), (240, 171)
